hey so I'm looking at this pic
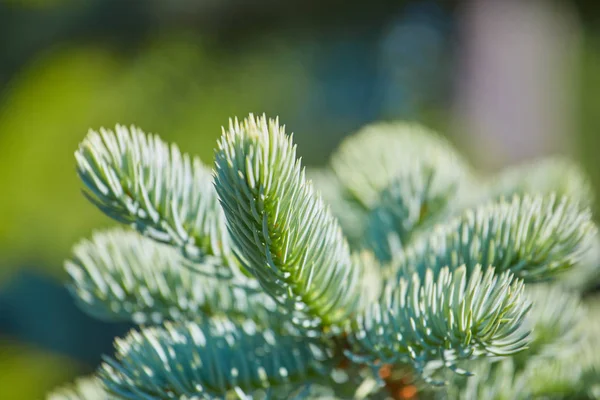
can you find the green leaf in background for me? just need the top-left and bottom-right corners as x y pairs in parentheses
(0, 341), (82, 400)
(0, 48), (119, 278)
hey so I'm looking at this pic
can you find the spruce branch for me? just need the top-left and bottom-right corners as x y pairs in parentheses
(308, 168), (368, 246)
(505, 339), (599, 400)
(489, 156), (594, 207)
(440, 359), (521, 400)
(444, 357), (597, 400)
(524, 358), (590, 399)
(579, 298), (600, 397)
(47, 376), (106, 400)
(365, 164), (460, 263)
(519, 284), (585, 360)
(66, 229), (272, 325)
(214, 114), (370, 328)
(393, 194), (596, 282)
(75, 125), (234, 266)
(560, 234), (600, 292)
(330, 122), (471, 210)
(445, 292), (600, 400)
(99, 319), (333, 399)
(347, 265), (531, 382)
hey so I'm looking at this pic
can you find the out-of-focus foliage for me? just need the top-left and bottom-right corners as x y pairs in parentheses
(47, 376), (105, 400)
(66, 229), (274, 325)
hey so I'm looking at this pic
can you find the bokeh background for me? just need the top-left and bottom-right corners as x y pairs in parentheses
(1, 0), (599, 398)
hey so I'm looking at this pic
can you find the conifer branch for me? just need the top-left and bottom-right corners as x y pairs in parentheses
(214, 114), (371, 328)
(347, 265), (531, 383)
(365, 164), (460, 263)
(441, 359), (522, 400)
(519, 284), (585, 360)
(308, 168), (368, 246)
(49, 114), (600, 399)
(444, 291), (600, 400)
(66, 229), (271, 325)
(560, 234), (600, 292)
(393, 194), (596, 282)
(100, 319), (333, 399)
(489, 157), (594, 207)
(75, 125), (234, 267)
(47, 376), (106, 400)
(330, 122), (471, 209)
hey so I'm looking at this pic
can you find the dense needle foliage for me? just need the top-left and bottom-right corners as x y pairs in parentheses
(49, 115), (600, 399)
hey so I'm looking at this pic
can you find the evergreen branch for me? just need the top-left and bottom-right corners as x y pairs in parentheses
(444, 357), (598, 400)
(560, 234), (600, 292)
(57, 114), (600, 399)
(47, 376), (106, 400)
(66, 229), (272, 325)
(75, 125), (233, 265)
(452, 296), (600, 400)
(393, 194), (596, 282)
(446, 293), (600, 400)
(579, 298), (600, 396)
(518, 284), (585, 360)
(308, 168), (368, 246)
(488, 156), (594, 207)
(365, 164), (460, 263)
(347, 265), (531, 382)
(214, 114), (369, 328)
(99, 319), (333, 399)
(330, 122), (471, 209)
(525, 360), (600, 400)
(510, 346), (599, 400)
(440, 359), (521, 400)
(523, 358), (589, 399)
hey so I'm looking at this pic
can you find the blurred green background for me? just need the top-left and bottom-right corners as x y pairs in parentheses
(1, 0), (599, 398)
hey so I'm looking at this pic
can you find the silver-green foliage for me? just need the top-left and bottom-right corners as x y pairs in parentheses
(308, 168), (367, 246)
(365, 164), (460, 262)
(442, 289), (600, 400)
(330, 122), (471, 209)
(445, 347), (600, 400)
(214, 116), (371, 328)
(100, 319), (332, 399)
(76, 125), (233, 265)
(51, 115), (600, 399)
(47, 376), (106, 400)
(560, 233), (600, 292)
(440, 359), (522, 400)
(348, 265), (530, 381)
(66, 228), (272, 325)
(519, 284), (585, 359)
(488, 156), (595, 207)
(393, 194), (596, 282)
(326, 122), (474, 251)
